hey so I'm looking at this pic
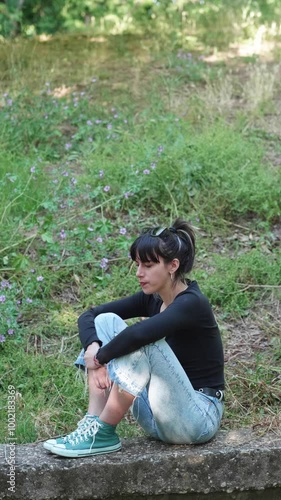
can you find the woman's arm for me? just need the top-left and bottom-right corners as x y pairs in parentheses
(96, 296), (197, 365)
(78, 291), (153, 350)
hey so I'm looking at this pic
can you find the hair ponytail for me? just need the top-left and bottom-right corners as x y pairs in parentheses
(170, 218), (195, 280)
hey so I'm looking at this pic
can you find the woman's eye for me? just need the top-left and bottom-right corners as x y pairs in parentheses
(135, 261), (152, 269)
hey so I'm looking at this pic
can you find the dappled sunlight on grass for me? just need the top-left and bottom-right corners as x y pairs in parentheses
(52, 85), (74, 98)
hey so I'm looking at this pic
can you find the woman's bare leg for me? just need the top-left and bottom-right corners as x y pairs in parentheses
(99, 383), (134, 426)
(87, 369), (111, 416)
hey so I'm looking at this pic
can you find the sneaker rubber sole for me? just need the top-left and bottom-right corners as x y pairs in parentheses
(44, 441), (122, 457)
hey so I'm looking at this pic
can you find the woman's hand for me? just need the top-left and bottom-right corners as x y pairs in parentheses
(91, 365), (111, 390)
(84, 342), (101, 370)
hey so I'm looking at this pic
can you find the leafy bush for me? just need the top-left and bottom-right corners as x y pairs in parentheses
(1, 0), (281, 45)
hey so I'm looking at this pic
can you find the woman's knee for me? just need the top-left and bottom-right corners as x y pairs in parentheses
(94, 312), (120, 327)
(94, 313), (127, 344)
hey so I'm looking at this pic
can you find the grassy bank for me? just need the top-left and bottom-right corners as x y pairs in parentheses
(0, 32), (280, 443)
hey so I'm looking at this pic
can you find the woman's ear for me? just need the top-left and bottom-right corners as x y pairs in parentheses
(169, 258), (180, 274)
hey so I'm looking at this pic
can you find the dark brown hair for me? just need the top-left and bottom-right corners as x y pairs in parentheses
(130, 218), (195, 283)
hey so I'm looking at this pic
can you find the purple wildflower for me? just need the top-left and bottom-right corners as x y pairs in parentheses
(60, 229), (66, 239)
(8, 329), (14, 335)
(26, 298), (33, 303)
(36, 276), (44, 282)
(151, 163), (156, 169)
(0, 335), (5, 342)
(104, 185), (110, 192)
(107, 124), (112, 130)
(100, 257), (109, 269)
(87, 120), (93, 126)
(95, 119), (102, 124)
(0, 295), (6, 303)
(96, 237), (103, 243)
(99, 170), (104, 178)
(143, 169), (150, 175)
(1, 280), (11, 289)
(71, 177), (77, 185)
(30, 166), (36, 173)
(124, 191), (132, 199)
(65, 143), (72, 150)
(120, 228), (127, 235)
(62, 171), (69, 177)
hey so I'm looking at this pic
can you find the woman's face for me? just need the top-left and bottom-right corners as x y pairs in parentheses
(135, 255), (173, 295)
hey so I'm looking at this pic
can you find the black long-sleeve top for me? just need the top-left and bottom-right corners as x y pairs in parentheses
(78, 281), (225, 390)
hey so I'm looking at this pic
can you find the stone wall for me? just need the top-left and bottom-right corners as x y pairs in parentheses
(0, 429), (281, 499)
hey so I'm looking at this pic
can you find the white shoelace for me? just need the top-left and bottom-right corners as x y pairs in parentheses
(63, 415), (96, 443)
(67, 419), (102, 446)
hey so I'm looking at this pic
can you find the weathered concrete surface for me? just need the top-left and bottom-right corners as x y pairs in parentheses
(0, 429), (281, 500)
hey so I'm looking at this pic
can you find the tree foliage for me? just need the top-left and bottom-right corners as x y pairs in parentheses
(0, 0), (281, 43)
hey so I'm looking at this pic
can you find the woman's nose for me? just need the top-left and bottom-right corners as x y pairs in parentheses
(136, 266), (143, 277)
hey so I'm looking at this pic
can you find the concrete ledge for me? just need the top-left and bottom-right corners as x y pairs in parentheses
(1, 429), (281, 500)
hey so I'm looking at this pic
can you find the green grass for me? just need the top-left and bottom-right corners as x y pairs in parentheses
(0, 31), (281, 443)
(195, 248), (281, 315)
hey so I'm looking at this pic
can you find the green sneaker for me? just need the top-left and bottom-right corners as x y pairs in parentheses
(47, 417), (121, 458)
(43, 414), (96, 452)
